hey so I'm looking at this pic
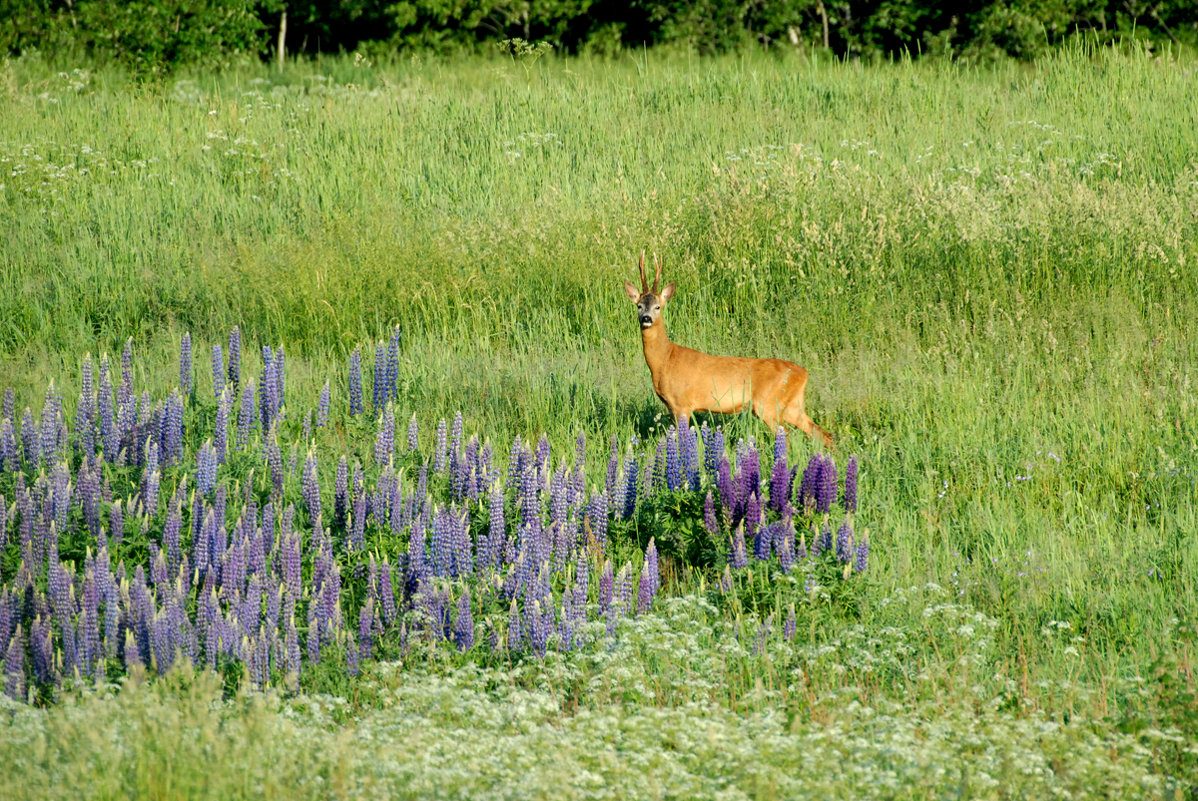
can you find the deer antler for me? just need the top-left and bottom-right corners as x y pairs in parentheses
(638, 251), (648, 293)
(652, 253), (662, 293)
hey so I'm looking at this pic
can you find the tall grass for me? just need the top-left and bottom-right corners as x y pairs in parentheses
(0, 41), (1196, 797)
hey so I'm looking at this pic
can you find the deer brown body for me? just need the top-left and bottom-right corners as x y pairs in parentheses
(624, 253), (833, 447)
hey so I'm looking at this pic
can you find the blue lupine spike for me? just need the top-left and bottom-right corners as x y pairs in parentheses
(845, 455), (859, 514)
(454, 589), (474, 651)
(227, 327), (241, 390)
(372, 343), (385, 416)
(818, 455), (837, 515)
(407, 413), (418, 452)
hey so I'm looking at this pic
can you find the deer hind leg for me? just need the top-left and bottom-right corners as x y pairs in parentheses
(780, 382), (834, 449)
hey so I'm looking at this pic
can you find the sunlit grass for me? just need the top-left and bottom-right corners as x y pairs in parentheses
(0, 41), (1196, 798)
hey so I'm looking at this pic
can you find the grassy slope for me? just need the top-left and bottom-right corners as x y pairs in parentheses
(1, 44), (1196, 797)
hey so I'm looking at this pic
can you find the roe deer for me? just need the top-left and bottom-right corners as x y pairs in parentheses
(623, 252), (833, 447)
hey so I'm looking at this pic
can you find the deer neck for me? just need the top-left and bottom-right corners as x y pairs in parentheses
(640, 319), (673, 377)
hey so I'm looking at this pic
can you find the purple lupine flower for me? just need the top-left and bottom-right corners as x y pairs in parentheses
(534, 434), (550, 484)
(587, 489), (608, 547)
(18, 409), (38, 468)
(76, 354), (96, 459)
(719, 564), (732, 593)
(637, 539), (659, 614)
(797, 454), (822, 513)
(227, 327), (241, 390)
(236, 379), (255, 450)
(454, 590), (475, 651)
(730, 524), (749, 569)
(717, 455), (733, 514)
(621, 458), (639, 519)
(349, 486), (365, 553)
(31, 615), (53, 685)
(97, 356), (115, 462)
(260, 345), (277, 432)
(433, 419), (447, 474)
(267, 434), (284, 498)
(745, 491), (762, 541)
(665, 427), (682, 492)
(817, 456), (837, 515)
(449, 412), (464, 476)
(651, 436), (667, 493)
(285, 621), (301, 678)
(679, 415), (700, 490)
(275, 344), (285, 408)
(333, 456), (348, 530)
(613, 562), (634, 622)
(484, 482), (505, 571)
(407, 413), (418, 452)
(211, 343), (225, 398)
(706, 426), (726, 480)
(769, 437), (791, 514)
(753, 519), (773, 562)
(784, 605), (796, 641)
(214, 389), (230, 463)
(820, 518), (833, 554)
(179, 332), (193, 395)
(196, 440), (218, 496)
(317, 381), (330, 427)
(0, 418), (16, 471)
(374, 404), (395, 466)
(386, 327), (400, 401)
(358, 598), (375, 661)
(40, 384), (62, 467)
(835, 517), (853, 563)
(598, 559), (614, 613)
(1, 387), (12, 421)
(703, 491), (718, 536)
(777, 520), (795, 573)
(348, 347), (363, 416)
(527, 597), (551, 656)
(605, 435), (620, 501)
(109, 498), (124, 548)
(302, 451), (321, 528)
(854, 530), (869, 573)
(844, 455), (858, 514)
(5, 625), (25, 701)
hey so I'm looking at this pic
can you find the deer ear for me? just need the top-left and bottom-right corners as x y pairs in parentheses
(623, 281), (641, 302)
(660, 282), (676, 303)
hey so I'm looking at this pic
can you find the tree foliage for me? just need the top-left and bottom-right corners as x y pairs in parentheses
(1, 0), (1194, 71)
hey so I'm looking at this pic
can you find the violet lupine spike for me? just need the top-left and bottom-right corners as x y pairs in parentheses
(507, 598), (523, 652)
(227, 326), (241, 391)
(703, 491), (718, 537)
(854, 531), (869, 573)
(834, 517), (854, 563)
(745, 491), (762, 541)
(374, 404), (395, 467)
(605, 435), (620, 501)
(386, 327), (400, 401)
(621, 459), (639, 519)
(109, 499), (124, 548)
(302, 451), (321, 528)
(333, 456), (348, 530)
(275, 344), (285, 408)
(454, 590), (475, 651)
(777, 522), (795, 574)
(730, 524), (749, 569)
(348, 347), (363, 417)
(5, 625), (25, 701)
(211, 343), (225, 399)
(214, 389), (230, 463)
(844, 455), (859, 514)
(486, 482), (505, 572)
(0, 418), (16, 472)
(797, 454), (822, 513)
(817, 456), (837, 515)
(784, 605), (796, 641)
(449, 412), (464, 477)
(820, 518), (833, 554)
(1, 387), (12, 422)
(179, 332), (192, 395)
(196, 440), (218, 497)
(433, 419), (447, 474)
(407, 413), (418, 452)
(76, 355), (95, 459)
(40, 384), (61, 467)
(19, 408), (37, 469)
(587, 489), (608, 548)
(665, 427), (682, 492)
(236, 379), (255, 450)
(358, 598), (375, 661)
(317, 381), (331, 428)
(651, 436), (667, 494)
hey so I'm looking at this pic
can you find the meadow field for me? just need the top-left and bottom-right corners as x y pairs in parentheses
(1, 43), (1196, 798)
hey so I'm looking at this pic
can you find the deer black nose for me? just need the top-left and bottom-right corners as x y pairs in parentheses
(640, 314), (652, 325)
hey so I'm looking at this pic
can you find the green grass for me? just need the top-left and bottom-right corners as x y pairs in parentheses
(1, 41), (1197, 797)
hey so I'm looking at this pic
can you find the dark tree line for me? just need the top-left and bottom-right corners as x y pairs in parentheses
(1, 1), (1194, 73)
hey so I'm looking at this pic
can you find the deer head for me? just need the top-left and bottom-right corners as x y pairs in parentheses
(623, 252), (675, 329)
